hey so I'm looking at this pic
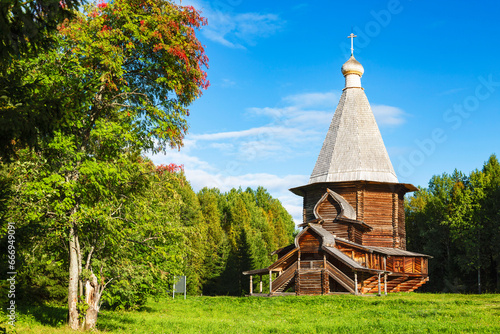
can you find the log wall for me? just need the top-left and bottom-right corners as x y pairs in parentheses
(301, 182), (410, 249)
(322, 221), (349, 239)
(317, 196), (341, 220)
(398, 194), (406, 249)
(363, 185), (393, 248)
(296, 270), (323, 295)
(385, 256), (427, 274)
(298, 230), (321, 253)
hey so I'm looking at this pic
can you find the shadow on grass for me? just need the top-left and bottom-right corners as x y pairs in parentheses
(17, 303), (66, 327)
(16, 303), (142, 332)
(97, 312), (139, 332)
(137, 305), (156, 313)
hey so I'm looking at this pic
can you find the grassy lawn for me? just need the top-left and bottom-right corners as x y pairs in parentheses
(4, 293), (500, 333)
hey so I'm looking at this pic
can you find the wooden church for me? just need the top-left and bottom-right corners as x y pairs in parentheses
(243, 41), (431, 296)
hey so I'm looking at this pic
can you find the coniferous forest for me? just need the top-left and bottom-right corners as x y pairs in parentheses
(406, 154), (500, 293)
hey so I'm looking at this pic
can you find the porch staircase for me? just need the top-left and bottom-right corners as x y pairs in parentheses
(271, 262), (297, 293)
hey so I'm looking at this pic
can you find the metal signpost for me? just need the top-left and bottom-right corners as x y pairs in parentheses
(173, 275), (186, 300)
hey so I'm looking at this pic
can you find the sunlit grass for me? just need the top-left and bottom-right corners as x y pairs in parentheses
(5, 293), (500, 333)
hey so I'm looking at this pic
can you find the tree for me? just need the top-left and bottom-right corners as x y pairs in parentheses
(170, 170), (207, 295)
(406, 173), (461, 292)
(0, 0), (85, 159)
(2, 0), (208, 329)
(0, 0), (83, 62)
(197, 188), (229, 295)
(203, 187), (295, 295)
(445, 170), (486, 292)
(406, 155), (500, 293)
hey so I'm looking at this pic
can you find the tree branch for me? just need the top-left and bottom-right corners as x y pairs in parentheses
(85, 246), (95, 271)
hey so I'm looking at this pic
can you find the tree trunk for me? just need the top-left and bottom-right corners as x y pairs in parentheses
(497, 261), (500, 293)
(84, 272), (102, 330)
(478, 266), (482, 294)
(68, 223), (80, 330)
(76, 234), (83, 298)
(477, 242), (481, 294)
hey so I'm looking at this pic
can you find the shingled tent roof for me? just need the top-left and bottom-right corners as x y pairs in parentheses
(309, 55), (398, 184)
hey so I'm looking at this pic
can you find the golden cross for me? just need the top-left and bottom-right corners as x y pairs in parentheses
(347, 33), (357, 55)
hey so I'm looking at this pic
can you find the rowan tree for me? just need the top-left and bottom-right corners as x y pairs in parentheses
(1, 0), (208, 329)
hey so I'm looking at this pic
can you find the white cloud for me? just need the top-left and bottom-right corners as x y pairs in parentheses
(209, 142), (234, 151)
(231, 13), (284, 46)
(282, 91), (339, 108)
(248, 91), (338, 120)
(284, 110), (333, 127)
(192, 126), (313, 142)
(238, 140), (286, 161)
(280, 201), (304, 226)
(179, 138), (197, 152)
(179, 0), (285, 48)
(247, 91), (339, 133)
(188, 125), (318, 165)
(371, 105), (407, 126)
(221, 78), (236, 87)
(247, 106), (293, 119)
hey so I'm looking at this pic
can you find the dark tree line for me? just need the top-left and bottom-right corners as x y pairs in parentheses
(406, 154), (500, 293)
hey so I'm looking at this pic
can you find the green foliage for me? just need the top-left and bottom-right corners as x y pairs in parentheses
(0, 0), (83, 62)
(406, 154), (500, 293)
(0, 0), (209, 159)
(199, 187), (295, 296)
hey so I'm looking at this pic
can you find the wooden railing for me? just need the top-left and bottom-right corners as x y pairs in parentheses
(299, 260), (324, 270)
(271, 262), (297, 293)
(325, 261), (355, 293)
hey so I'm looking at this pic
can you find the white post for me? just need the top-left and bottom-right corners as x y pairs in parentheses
(249, 275), (253, 295)
(259, 277), (263, 293)
(377, 273), (381, 296)
(384, 273), (388, 295)
(269, 270), (272, 295)
(354, 271), (358, 295)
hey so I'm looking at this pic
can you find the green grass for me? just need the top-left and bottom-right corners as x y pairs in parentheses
(4, 293), (500, 333)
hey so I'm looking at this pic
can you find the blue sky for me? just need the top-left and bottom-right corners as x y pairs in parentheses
(152, 0), (500, 223)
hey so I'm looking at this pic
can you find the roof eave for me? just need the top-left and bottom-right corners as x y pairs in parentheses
(290, 181), (418, 197)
